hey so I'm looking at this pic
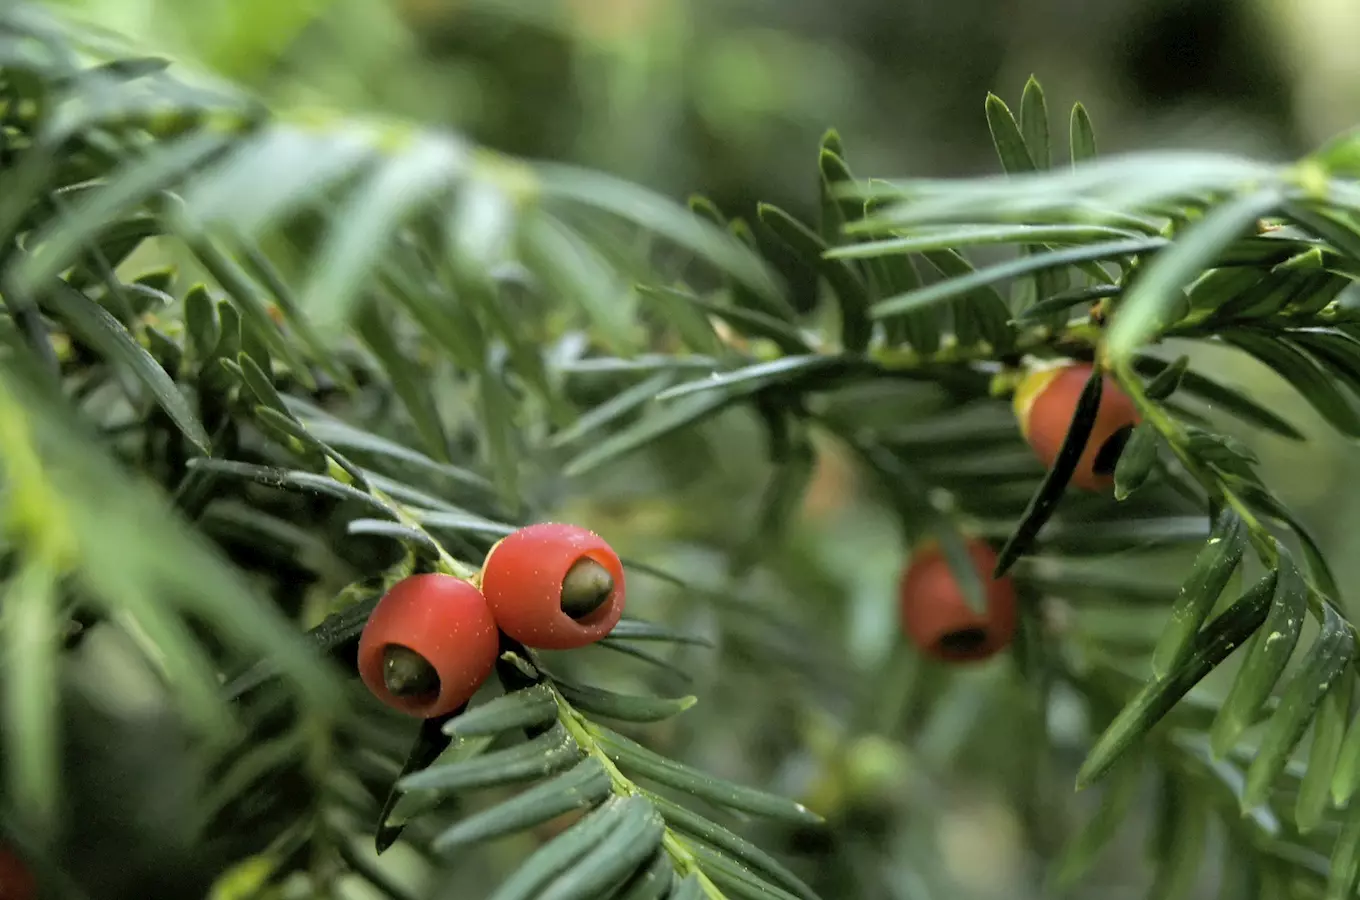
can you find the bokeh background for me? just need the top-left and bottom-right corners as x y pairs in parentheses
(31, 1), (1360, 898)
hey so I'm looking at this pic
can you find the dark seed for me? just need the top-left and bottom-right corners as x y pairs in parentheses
(1092, 424), (1135, 475)
(560, 558), (614, 620)
(383, 645), (440, 698)
(937, 627), (989, 656)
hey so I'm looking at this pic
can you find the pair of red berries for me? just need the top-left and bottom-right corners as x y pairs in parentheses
(357, 523), (626, 719)
(898, 361), (1140, 662)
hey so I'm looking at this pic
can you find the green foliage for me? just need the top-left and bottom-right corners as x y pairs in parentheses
(6, 3), (1360, 899)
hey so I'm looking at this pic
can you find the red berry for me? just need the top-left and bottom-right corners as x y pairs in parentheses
(357, 574), (500, 718)
(479, 523), (626, 650)
(899, 539), (1017, 663)
(1012, 361), (1140, 492)
(0, 845), (34, 900)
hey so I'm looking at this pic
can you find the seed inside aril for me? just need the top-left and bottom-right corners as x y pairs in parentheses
(383, 645), (441, 698)
(560, 558), (614, 620)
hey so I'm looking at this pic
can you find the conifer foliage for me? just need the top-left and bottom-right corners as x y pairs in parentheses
(5, 3), (1360, 899)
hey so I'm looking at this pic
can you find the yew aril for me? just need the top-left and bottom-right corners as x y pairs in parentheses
(899, 539), (1018, 663)
(479, 523), (626, 650)
(1013, 361), (1140, 492)
(356, 574), (500, 718)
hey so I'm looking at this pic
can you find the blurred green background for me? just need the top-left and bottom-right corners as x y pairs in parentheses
(31, 1), (1360, 898)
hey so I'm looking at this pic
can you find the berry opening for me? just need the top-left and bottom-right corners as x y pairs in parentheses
(1092, 424), (1135, 476)
(936, 627), (989, 656)
(559, 557), (614, 620)
(382, 644), (441, 702)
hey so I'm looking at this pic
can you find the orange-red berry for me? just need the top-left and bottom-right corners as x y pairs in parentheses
(1012, 361), (1140, 492)
(480, 523), (626, 650)
(0, 844), (34, 900)
(357, 574), (500, 718)
(899, 539), (1017, 663)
